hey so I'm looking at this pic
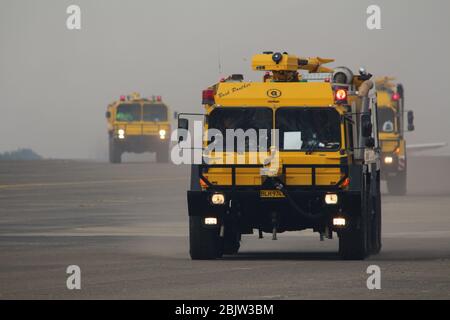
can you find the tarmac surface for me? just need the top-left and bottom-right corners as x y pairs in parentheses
(0, 156), (449, 299)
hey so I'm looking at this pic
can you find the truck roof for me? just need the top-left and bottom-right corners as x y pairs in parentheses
(214, 82), (334, 107)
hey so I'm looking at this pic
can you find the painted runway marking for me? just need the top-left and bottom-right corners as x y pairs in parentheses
(0, 177), (185, 190)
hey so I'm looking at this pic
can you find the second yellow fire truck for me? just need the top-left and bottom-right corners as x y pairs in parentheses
(376, 77), (414, 195)
(106, 93), (172, 163)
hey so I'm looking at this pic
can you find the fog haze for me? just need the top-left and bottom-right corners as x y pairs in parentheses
(1, 0), (449, 158)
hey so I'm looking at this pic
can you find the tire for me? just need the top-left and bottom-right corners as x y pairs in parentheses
(370, 173), (382, 255)
(339, 174), (370, 260)
(387, 170), (407, 196)
(189, 216), (221, 260)
(156, 143), (169, 163)
(221, 226), (241, 255)
(109, 139), (122, 164)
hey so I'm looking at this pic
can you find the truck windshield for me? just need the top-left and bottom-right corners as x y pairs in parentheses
(116, 104), (141, 122)
(378, 107), (396, 132)
(276, 108), (341, 151)
(143, 104), (167, 122)
(208, 108), (272, 152)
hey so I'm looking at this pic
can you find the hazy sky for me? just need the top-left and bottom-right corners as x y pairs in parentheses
(1, 0), (450, 159)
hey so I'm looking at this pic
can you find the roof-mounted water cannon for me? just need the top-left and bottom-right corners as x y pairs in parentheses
(298, 57), (334, 73)
(252, 52), (334, 73)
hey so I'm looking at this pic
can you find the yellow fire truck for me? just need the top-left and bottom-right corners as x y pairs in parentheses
(376, 77), (414, 195)
(178, 52), (382, 260)
(105, 93), (171, 163)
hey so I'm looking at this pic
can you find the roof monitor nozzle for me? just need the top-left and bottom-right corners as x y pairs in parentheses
(359, 67), (373, 81)
(272, 52), (283, 64)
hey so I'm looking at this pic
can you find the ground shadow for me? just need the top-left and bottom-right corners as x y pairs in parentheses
(222, 251), (341, 261)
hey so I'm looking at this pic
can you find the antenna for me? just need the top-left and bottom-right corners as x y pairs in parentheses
(218, 41), (222, 77)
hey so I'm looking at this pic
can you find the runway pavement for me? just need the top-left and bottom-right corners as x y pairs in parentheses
(0, 157), (449, 299)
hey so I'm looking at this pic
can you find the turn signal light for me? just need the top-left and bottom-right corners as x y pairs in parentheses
(340, 177), (350, 188)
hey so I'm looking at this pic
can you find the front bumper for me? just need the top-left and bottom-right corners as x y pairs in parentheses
(187, 189), (361, 232)
(114, 135), (168, 152)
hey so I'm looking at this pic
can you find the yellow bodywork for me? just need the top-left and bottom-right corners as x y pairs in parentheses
(203, 81), (347, 188)
(377, 87), (404, 156)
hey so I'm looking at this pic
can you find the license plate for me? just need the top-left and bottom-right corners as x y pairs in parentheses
(260, 190), (285, 198)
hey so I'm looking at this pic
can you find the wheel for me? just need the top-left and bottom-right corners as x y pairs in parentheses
(370, 172), (382, 254)
(156, 143), (169, 163)
(109, 139), (122, 164)
(221, 226), (241, 255)
(189, 216), (221, 260)
(339, 216), (369, 260)
(387, 170), (407, 195)
(339, 174), (370, 260)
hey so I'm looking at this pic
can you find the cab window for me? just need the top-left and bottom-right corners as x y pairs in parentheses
(143, 104), (168, 121)
(377, 107), (396, 132)
(208, 107), (273, 152)
(116, 104), (141, 121)
(276, 107), (341, 151)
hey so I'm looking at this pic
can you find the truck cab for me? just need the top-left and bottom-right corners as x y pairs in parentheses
(106, 93), (171, 163)
(179, 52), (382, 260)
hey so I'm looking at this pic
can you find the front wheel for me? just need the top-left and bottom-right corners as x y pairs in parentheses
(156, 143), (170, 163)
(370, 173), (382, 254)
(339, 176), (370, 260)
(189, 216), (222, 260)
(387, 170), (407, 196)
(339, 219), (369, 260)
(221, 226), (241, 255)
(109, 139), (122, 164)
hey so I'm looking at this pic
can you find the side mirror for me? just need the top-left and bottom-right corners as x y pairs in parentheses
(177, 118), (189, 142)
(173, 111), (178, 120)
(361, 114), (372, 138)
(407, 110), (415, 131)
(365, 137), (375, 148)
(178, 118), (188, 130)
(105, 111), (111, 119)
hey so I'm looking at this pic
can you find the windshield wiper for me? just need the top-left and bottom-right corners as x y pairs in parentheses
(305, 140), (319, 155)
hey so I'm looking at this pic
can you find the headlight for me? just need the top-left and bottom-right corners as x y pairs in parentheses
(333, 217), (346, 227)
(159, 129), (166, 139)
(118, 129), (125, 139)
(325, 193), (338, 205)
(204, 217), (218, 225)
(211, 193), (225, 205)
(384, 156), (393, 164)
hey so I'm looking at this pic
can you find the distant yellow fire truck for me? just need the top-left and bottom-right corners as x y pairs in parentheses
(376, 78), (414, 195)
(179, 52), (382, 260)
(106, 93), (171, 163)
